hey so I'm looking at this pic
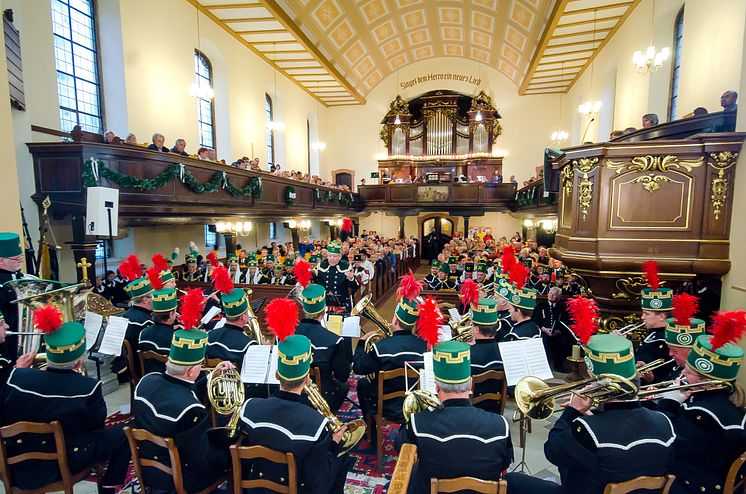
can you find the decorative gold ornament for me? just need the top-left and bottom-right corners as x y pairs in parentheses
(610, 275), (668, 300)
(561, 165), (574, 197)
(573, 157), (599, 174)
(578, 173), (593, 221)
(708, 151), (738, 221)
(630, 173), (673, 193)
(606, 155), (704, 174)
(385, 95), (411, 118)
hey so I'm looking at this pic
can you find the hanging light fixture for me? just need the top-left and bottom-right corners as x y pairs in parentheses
(578, 10), (602, 117)
(312, 82), (326, 151)
(551, 62), (569, 145)
(189, 8), (214, 101)
(632, 0), (670, 74)
(267, 43), (285, 132)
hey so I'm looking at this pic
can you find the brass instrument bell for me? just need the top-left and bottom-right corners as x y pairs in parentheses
(351, 294), (395, 352)
(303, 381), (366, 456)
(207, 367), (245, 447)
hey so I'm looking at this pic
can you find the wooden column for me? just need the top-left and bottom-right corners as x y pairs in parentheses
(290, 229), (300, 251)
(463, 216), (470, 237)
(223, 233), (236, 255)
(399, 216), (405, 239)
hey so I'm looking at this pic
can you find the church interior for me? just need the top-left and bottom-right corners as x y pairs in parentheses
(0, 0), (745, 492)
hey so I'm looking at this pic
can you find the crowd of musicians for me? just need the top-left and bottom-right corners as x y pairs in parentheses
(0, 229), (743, 494)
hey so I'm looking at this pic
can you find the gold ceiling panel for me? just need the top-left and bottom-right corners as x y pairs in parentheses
(519, 0), (641, 95)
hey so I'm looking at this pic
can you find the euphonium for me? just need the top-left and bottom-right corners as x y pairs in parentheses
(243, 288), (263, 343)
(514, 373), (638, 420)
(403, 389), (443, 423)
(303, 381), (366, 456)
(448, 312), (474, 343)
(207, 368), (245, 446)
(351, 294), (395, 352)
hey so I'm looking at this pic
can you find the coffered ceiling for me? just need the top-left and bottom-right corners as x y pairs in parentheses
(190, 0), (640, 105)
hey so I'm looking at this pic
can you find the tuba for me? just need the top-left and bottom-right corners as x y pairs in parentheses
(448, 312), (474, 343)
(402, 389), (443, 423)
(207, 367), (245, 448)
(351, 294), (395, 352)
(304, 381), (366, 456)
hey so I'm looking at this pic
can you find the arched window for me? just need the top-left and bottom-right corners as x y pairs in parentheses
(194, 50), (215, 150)
(51, 0), (103, 133)
(265, 94), (275, 166)
(668, 7), (684, 121)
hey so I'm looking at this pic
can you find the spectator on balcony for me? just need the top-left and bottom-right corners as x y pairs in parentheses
(692, 106), (708, 116)
(104, 130), (116, 144)
(148, 133), (169, 152)
(642, 113), (659, 128)
(721, 89), (738, 112)
(207, 148), (217, 161)
(125, 133), (138, 145)
(492, 171), (503, 183)
(510, 175), (517, 184)
(170, 139), (189, 157)
(197, 147), (209, 160)
(623, 127), (637, 135)
(609, 130), (624, 140)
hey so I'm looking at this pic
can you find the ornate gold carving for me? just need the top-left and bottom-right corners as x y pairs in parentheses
(561, 165), (574, 197)
(578, 173), (593, 221)
(385, 95), (411, 118)
(469, 90), (497, 113)
(708, 151), (738, 221)
(606, 155), (704, 174)
(573, 157), (599, 174)
(630, 173), (673, 193)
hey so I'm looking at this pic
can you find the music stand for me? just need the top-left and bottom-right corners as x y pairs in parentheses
(511, 411), (532, 474)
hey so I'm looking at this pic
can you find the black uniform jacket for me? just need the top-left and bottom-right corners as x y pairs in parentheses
(122, 305), (153, 354)
(133, 372), (227, 491)
(238, 390), (339, 494)
(0, 269), (23, 363)
(138, 322), (175, 374)
(314, 260), (359, 309)
(396, 398), (513, 494)
(546, 401), (675, 494)
(352, 330), (427, 422)
(294, 319), (351, 408)
(636, 327), (675, 384)
(494, 309), (514, 341)
(2, 368), (108, 489)
(502, 319), (541, 341)
(206, 322), (257, 364)
(470, 338), (504, 413)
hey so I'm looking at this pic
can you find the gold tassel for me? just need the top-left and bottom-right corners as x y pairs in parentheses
(40, 243), (51, 279)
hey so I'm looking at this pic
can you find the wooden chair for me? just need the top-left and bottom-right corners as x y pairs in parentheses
(373, 367), (421, 472)
(389, 443), (418, 494)
(124, 426), (225, 494)
(725, 450), (746, 494)
(0, 421), (103, 494)
(471, 370), (508, 415)
(138, 350), (169, 377)
(229, 443), (297, 494)
(122, 340), (140, 400)
(603, 475), (676, 494)
(430, 477), (507, 493)
(309, 367), (322, 394)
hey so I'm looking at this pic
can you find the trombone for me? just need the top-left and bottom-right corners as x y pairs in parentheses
(448, 312), (474, 343)
(618, 321), (646, 336)
(638, 378), (733, 400)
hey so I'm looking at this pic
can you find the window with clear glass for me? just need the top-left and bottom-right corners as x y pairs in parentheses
(668, 7), (684, 121)
(269, 222), (276, 241)
(194, 50), (215, 149)
(266, 94), (274, 166)
(204, 225), (216, 250)
(51, 0), (103, 133)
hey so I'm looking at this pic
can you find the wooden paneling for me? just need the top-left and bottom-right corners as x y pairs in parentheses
(357, 183), (516, 214)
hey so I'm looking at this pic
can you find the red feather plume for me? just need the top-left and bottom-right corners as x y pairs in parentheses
(33, 303), (63, 334)
(501, 245), (517, 274)
(179, 288), (206, 331)
(459, 278), (480, 307)
(416, 296), (443, 349)
(265, 298), (298, 342)
(509, 263), (529, 290)
(566, 297), (599, 346)
(211, 266), (234, 295)
(294, 259), (313, 288)
(119, 254), (142, 281)
(643, 260), (660, 290)
(397, 270), (423, 301)
(709, 310), (746, 351)
(146, 266), (164, 291)
(341, 218), (353, 232)
(207, 250), (220, 268)
(152, 254), (169, 273)
(673, 293), (699, 326)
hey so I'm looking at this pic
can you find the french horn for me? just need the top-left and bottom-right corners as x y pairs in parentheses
(207, 367), (245, 448)
(402, 388), (443, 423)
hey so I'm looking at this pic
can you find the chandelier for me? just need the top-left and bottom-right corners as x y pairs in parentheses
(215, 221), (253, 237)
(633, 0), (670, 75)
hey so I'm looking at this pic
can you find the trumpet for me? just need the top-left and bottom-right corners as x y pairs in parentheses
(448, 313), (474, 343)
(206, 367), (245, 447)
(351, 294), (395, 352)
(617, 321), (646, 336)
(636, 358), (675, 376)
(638, 378), (733, 399)
(403, 389), (443, 423)
(303, 381), (366, 456)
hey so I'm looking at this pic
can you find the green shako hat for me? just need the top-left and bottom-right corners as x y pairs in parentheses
(584, 333), (637, 379)
(160, 270), (175, 285)
(301, 283), (326, 315)
(432, 341), (471, 384)
(327, 242), (342, 254)
(641, 288), (673, 311)
(476, 262), (488, 274)
(687, 335), (744, 381)
(507, 284), (538, 310)
(228, 253), (238, 264)
(665, 318), (706, 348)
(308, 255), (321, 264)
(185, 254), (197, 265)
(169, 329), (208, 365)
(152, 288), (178, 313)
(221, 288), (249, 318)
(284, 258), (294, 267)
(0, 232), (22, 258)
(125, 276), (154, 299)
(395, 298), (419, 327)
(265, 254), (275, 262)
(472, 297), (499, 326)
(45, 321), (86, 365)
(447, 256), (457, 264)
(277, 334), (313, 381)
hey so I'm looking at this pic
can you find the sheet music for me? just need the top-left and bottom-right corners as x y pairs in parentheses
(341, 316), (361, 338)
(438, 325), (452, 342)
(83, 311), (103, 350)
(213, 318), (226, 329)
(201, 306), (221, 325)
(266, 346), (280, 384)
(98, 315), (128, 356)
(241, 345), (273, 383)
(420, 352), (437, 394)
(448, 308), (461, 322)
(326, 315), (343, 336)
(498, 339), (553, 386)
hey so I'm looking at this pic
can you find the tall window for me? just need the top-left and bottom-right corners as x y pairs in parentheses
(51, 0), (103, 133)
(668, 7), (684, 121)
(306, 119), (311, 172)
(265, 94), (274, 166)
(204, 225), (216, 250)
(194, 50), (215, 149)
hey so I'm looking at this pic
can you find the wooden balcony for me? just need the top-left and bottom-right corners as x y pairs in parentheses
(514, 180), (558, 213)
(26, 142), (361, 225)
(357, 182), (516, 215)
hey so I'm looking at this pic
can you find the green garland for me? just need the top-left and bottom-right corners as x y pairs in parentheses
(285, 185), (296, 205)
(83, 158), (262, 198)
